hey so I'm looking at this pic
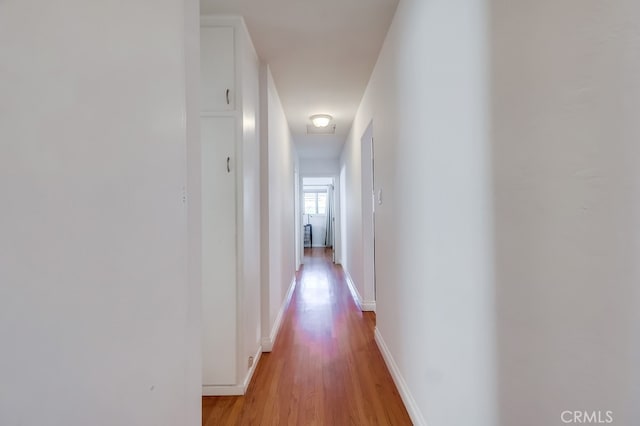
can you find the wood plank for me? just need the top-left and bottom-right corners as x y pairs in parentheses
(203, 248), (412, 425)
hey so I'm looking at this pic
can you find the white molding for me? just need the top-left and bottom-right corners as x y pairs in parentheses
(344, 271), (376, 312)
(344, 271), (362, 310)
(361, 300), (377, 311)
(242, 345), (262, 390)
(202, 345), (263, 396)
(374, 328), (428, 426)
(261, 276), (296, 352)
(202, 384), (244, 396)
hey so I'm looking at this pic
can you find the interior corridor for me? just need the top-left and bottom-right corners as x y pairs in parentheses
(202, 248), (411, 425)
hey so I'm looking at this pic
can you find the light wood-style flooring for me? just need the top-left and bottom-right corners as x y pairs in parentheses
(202, 248), (411, 425)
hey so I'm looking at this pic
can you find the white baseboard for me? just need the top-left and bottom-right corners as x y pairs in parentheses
(242, 345), (262, 390)
(344, 271), (376, 312)
(202, 345), (263, 396)
(361, 300), (377, 311)
(374, 328), (427, 426)
(202, 384), (244, 396)
(344, 271), (362, 310)
(261, 275), (296, 352)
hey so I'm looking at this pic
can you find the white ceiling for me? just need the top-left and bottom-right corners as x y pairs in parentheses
(200, 0), (399, 159)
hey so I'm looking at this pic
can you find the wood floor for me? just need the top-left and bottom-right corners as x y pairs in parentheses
(202, 248), (412, 425)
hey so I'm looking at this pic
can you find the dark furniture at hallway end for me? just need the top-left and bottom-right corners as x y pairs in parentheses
(303, 224), (312, 248)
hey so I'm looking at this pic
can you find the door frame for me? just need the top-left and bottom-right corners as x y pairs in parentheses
(298, 174), (341, 265)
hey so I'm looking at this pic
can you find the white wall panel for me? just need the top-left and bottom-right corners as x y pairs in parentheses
(0, 0), (197, 424)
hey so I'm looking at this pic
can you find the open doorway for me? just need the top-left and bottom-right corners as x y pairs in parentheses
(301, 177), (336, 264)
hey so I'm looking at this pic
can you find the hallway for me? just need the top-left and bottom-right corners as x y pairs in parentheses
(202, 248), (411, 425)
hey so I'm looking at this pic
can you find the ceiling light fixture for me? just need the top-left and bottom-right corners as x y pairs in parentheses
(310, 114), (332, 128)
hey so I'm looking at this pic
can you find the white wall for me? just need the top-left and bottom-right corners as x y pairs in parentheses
(0, 0), (199, 425)
(360, 122), (375, 307)
(340, 0), (496, 424)
(299, 158), (339, 176)
(238, 20), (262, 383)
(492, 0), (640, 424)
(339, 104), (364, 310)
(184, 0), (202, 422)
(259, 66), (297, 350)
(294, 163), (301, 270)
(303, 177), (334, 185)
(342, 0), (640, 425)
(339, 165), (348, 268)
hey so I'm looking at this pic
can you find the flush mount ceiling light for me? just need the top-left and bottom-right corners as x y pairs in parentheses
(310, 114), (332, 128)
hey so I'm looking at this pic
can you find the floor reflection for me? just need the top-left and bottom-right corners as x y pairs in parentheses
(202, 246), (412, 425)
(295, 248), (336, 336)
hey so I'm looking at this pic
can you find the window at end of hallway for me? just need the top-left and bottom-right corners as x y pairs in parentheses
(304, 191), (327, 215)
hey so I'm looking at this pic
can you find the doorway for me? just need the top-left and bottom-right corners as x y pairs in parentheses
(301, 177), (336, 264)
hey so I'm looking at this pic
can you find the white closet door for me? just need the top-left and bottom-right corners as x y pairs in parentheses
(201, 116), (236, 386)
(200, 26), (235, 112)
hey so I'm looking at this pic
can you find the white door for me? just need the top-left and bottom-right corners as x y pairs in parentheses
(200, 26), (235, 112)
(201, 116), (237, 385)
